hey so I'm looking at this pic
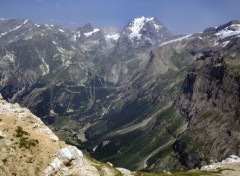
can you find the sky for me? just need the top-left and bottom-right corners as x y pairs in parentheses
(0, 0), (240, 35)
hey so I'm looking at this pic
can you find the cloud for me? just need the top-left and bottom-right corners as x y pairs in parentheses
(37, 0), (43, 2)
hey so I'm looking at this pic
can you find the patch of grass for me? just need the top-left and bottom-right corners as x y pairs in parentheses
(53, 116), (79, 129)
(54, 116), (70, 128)
(90, 105), (186, 171)
(54, 131), (69, 141)
(85, 120), (108, 139)
(19, 137), (39, 149)
(15, 126), (29, 138)
(84, 154), (123, 176)
(14, 126), (39, 149)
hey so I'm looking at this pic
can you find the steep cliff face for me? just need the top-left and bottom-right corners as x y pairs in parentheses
(174, 37), (240, 169)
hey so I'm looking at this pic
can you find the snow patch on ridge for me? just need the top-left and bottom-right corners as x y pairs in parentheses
(76, 31), (81, 37)
(0, 32), (8, 37)
(84, 28), (100, 37)
(153, 23), (162, 30)
(0, 20), (29, 38)
(71, 31), (81, 42)
(216, 24), (240, 38)
(72, 35), (77, 42)
(105, 33), (120, 41)
(221, 40), (230, 47)
(13, 20), (29, 31)
(58, 29), (65, 33)
(159, 34), (192, 47)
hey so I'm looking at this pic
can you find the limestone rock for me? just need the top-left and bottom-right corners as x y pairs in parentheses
(201, 155), (240, 170)
(0, 99), (121, 176)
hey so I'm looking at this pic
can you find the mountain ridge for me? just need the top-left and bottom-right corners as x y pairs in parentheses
(1, 17), (240, 174)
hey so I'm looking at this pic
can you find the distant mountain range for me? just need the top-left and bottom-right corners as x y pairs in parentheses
(1, 16), (240, 173)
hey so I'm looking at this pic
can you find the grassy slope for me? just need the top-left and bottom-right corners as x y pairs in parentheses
(83, 69), (190, 172)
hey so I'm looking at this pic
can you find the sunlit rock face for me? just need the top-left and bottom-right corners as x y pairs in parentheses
(0, 98), (122, 176)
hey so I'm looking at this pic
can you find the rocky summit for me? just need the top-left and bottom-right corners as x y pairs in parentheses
(120, 16), (173, 46)
(1, 16), (240, 175)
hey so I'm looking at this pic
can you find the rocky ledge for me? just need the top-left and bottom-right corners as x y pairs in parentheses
(200, 155), (240, 176)
(0, 96), (130, 176)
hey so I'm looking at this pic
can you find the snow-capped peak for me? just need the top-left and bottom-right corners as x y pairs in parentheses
(128, 16), (153, 40)
(128, 16), (162, 40)
(84, 28), (100, 37)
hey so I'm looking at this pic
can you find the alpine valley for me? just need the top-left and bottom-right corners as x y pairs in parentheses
(1, 16), (240, 174)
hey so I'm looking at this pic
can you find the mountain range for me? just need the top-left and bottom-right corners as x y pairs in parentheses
(1, 16), (240, 174)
